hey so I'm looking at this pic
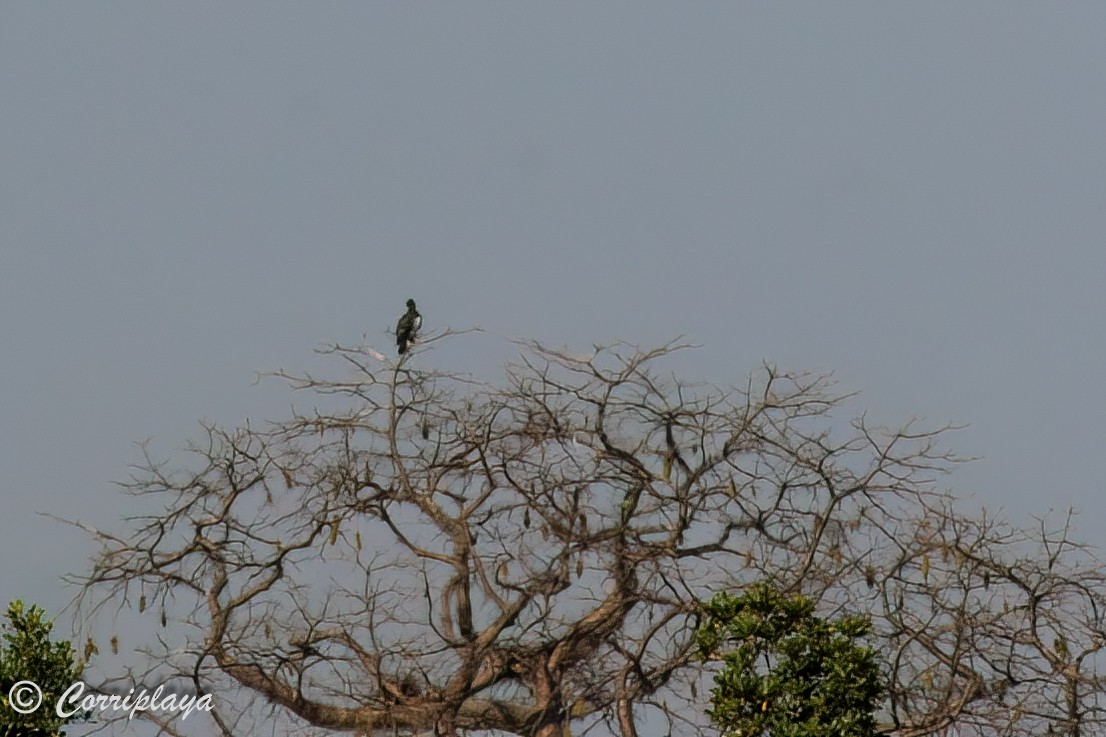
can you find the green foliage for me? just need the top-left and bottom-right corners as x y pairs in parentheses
(697, 583), (883, 737)
(0, 601), (86, 737)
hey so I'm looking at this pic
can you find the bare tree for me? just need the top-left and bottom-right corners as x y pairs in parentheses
(73, 335), (1106, 737)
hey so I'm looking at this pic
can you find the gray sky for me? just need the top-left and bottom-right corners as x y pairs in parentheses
(2, 3), (1105, 732)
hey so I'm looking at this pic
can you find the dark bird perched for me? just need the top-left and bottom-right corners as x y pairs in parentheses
(396, 299), (422, 355)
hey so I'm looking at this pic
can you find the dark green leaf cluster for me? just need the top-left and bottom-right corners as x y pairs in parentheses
(697, 584), (883, 737)
(0, 601), (86, 737)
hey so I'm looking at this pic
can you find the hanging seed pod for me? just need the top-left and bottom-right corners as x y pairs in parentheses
(328, 521), (340, 546)
(1055, 635), (1069, 660)
(110, 635), (119, 655)
(160, 609), (167, 628)
(576, 557), (584, 578)
(139, 595), (147, 613)
(355, 531), (363, 551)
(523, 508), (531, 528)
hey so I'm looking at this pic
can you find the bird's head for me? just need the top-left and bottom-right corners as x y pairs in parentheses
(406, 299), (416, 309)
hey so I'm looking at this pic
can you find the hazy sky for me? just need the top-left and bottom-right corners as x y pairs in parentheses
(3, 4), (1106, 734)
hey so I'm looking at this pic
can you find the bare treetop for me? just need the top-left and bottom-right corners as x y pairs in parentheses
(75, 335), (1106, 737)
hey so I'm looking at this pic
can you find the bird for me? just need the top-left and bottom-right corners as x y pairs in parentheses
(395, 299), (422, 355)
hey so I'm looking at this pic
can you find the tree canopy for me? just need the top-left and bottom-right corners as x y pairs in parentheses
(0, 600), (86, 737)
(698, 582), (882, 737)
(75, 335), (1106, 736)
